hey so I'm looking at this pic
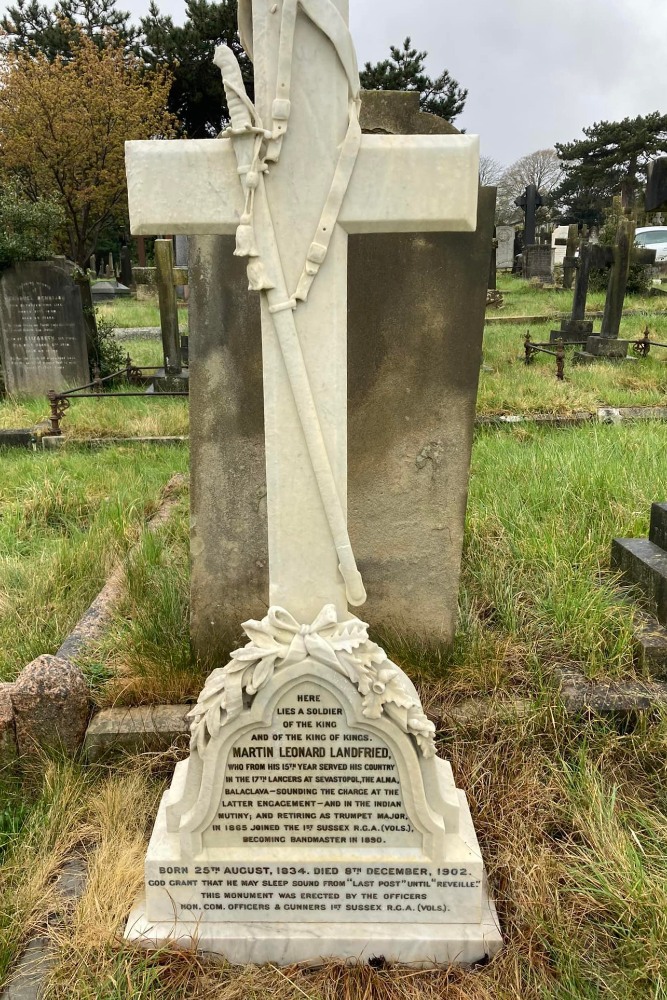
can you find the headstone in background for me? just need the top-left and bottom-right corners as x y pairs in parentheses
(646, 158), (667, 213)
(514, 183), (543, 246)
(550, 241), (607, 343)
(561, 224), (579, 290)
(120, 245), (133, 288)
(0, 259), (90, 393)
(551, 225), (569, 266)
(90, 279), (131, 302)
(188, 90), (494, 664)
(495, 225), (515, 270)
(573, 221), (656, 362)
(133, 239), (189, 391)
(522, 243), (552, 280)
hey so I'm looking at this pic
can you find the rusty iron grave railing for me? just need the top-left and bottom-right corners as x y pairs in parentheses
(523, 332), (571, 381)
(45, 355), (188, 436)
(522, 326), (667, 380)
(631, 326), (667, 357)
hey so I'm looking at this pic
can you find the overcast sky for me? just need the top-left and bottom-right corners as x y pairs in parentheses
(19, 0), (666, 166)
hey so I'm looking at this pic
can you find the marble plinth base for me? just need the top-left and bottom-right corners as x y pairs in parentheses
(125, 893), (501, 967)
(125, 782), (502, 966)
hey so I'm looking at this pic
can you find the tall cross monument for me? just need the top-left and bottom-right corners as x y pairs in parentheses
(125, 0), (501, 966)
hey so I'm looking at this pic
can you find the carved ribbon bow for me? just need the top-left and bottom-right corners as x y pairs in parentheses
(240, 605), (351, 672)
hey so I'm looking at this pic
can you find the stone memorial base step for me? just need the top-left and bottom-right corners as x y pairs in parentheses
(126, 899), (502, 967)
(146, 369), (189, 394)
(125, 773), (502, 967)
(573, 341), (634, 364)
(612, 503), (667, 626)
(549, 319), (593, 344)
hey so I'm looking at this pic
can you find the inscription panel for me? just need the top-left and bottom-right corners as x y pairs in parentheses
(205, 683), (418, 851)
(145, 859), (483, 924)
(145, 678), (484, 924)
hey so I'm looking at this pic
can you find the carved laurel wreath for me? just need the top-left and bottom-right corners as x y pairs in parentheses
(188, 605), (436, 760)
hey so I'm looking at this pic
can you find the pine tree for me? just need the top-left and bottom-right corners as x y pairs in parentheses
(360, 37), (466, 124)
(554, 112), (667, 224)
(0, 0), (137, 58)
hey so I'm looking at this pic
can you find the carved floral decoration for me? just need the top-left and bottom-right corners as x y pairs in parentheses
(188, 605), (436, 759)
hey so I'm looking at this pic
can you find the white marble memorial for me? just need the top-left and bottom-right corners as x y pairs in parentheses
(125, 0), (501, 966)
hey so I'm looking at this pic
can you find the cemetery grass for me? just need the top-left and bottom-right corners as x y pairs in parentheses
(95, 296), (189, 332)
(0, 445), (189, 683)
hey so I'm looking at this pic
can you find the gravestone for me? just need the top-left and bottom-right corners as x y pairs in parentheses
(187, 92), (494, 663)
(515, 184), (543, 246)
(646, 158), (667, 213)
(551, 225), (569, 266)
(522, 243), (552, 281)
(120, 245), (133, 288)
(549, 241), (608, 343)
(561, 224), (579, 291)
(496, 225), (515, 270)
(0, 259), (90, 394)
(124, 0), (500, 967)
(574, 219), (656, 362)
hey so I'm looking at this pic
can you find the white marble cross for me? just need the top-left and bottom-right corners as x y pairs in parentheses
(126, 0), (479, 626)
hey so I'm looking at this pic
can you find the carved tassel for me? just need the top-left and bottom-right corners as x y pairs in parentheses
(234, 214), (259, 258)
(247, 259), (275, 292)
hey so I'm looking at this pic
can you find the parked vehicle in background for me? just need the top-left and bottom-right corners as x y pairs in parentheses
(634, 226), (667, 262)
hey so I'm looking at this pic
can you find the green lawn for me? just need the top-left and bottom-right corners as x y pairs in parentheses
(95, 296), (189, 332)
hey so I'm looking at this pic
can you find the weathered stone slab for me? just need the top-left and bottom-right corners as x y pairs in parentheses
(0, 429), (35, 448)
(84, 705), (192, 762)
(549, 318), (592, 344)
(636, 622), (667, 680)
(189, 96), (494, 664)
(555, 666), (667, 716)
(0, 260), (90, 394)
(585, 336), (629, 359)
(611, 538), (667, 625)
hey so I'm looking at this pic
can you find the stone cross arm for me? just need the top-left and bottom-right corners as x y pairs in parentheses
(125, 134), (480, 236)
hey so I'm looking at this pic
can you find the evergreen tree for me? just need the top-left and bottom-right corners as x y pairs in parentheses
(0, 0), (137, 58)
(554, 112), (667, 225)
(360, 37), (466, 124)
(141, 0), (252, 138)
